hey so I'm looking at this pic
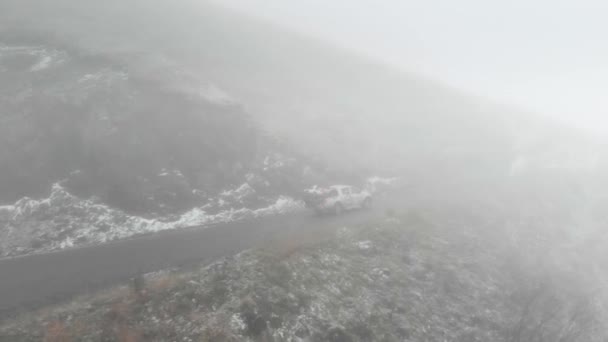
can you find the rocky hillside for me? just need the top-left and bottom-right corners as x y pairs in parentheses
(1, 208), (606, 341)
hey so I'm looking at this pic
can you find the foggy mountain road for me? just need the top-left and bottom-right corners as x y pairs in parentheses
(0, 199), (392, 321)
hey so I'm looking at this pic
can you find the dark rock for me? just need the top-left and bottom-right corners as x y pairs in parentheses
(244, 314), (267, 337)
(326, 327), (353, 342)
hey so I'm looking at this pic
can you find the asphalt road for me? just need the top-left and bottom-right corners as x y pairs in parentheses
(0, 205), (386, 320)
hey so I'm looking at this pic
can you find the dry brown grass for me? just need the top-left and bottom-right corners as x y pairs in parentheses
(267, 236), (304, 259)
(147, 273), (181, 294)
(101, 285), (131, 301)
(109, 301), (132, 322)
(68, 319), (90, 339)
(200, 326), (237, 342)
(116, 324), (143, 342)
(43, 320), (71, 342)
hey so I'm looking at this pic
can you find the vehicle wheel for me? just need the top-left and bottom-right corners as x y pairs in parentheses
(334, 203), (344, 215)
(362, 197), (372, 210)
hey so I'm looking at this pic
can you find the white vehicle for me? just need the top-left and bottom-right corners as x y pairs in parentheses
(303, 185), (372, 215)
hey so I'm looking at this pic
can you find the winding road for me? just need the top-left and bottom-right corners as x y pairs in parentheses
(0, 204), (387, 320)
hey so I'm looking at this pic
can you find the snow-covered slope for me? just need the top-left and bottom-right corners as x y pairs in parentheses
(0, 182), (304, 258)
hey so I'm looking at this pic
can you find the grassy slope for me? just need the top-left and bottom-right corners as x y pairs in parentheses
(1, 206), (604, 341)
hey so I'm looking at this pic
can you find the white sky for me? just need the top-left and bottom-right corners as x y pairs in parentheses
(215, 0), (608, 134)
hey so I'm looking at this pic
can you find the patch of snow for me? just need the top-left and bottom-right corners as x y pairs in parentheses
(60, 237), (75, 249)
(77, 70), (128, 85)
(356, 240), (373, 250)
(305, 185), (326, 195)
(229, 313), (247, 332)
(28, 48), (67, 72)
(167, 195), (304, 229)
(366, 176), (399, 193)
(320, 253), (342, 266)
(157, 168), (185, 178)
(192, 189), (205, 196)
(221, 183), (255, 202)
(0, 183), (305, 257)
(79, 73), (103, 83)
(263, 154), (286, 171)
(367, 176), (398, 186)
(0, 45), (67, 72)
(371, 267), (391, 280)
(252, 196), (305, 216)
(30, 55), (53, 71)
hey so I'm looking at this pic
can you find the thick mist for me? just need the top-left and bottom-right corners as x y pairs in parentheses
(1, 0), (607, 272)
(219, 0), (608, 134)
(0, 0), (607, 339)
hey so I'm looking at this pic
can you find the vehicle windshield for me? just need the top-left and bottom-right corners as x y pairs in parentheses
(0, 1), (606, 341)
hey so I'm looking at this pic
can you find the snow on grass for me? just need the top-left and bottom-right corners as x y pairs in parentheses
(263, 154), (287, 171)
(356, 240), (372, 250)
(165, 195), (304, 229)
(0, 43), (71, 73)
(253, 196), (305, 216)
(24, 47), (67, 72)
(29, 55), (53, 71)
(366, 176), (398, 186)
(0, 183), (305, 257)
(3, 214), (606, 341)
(220, 183), (255, 202)
(77, 69), (129, 86)
(230, 313), (247, 332)
(157, 168), (185, 178)
(304, 185), (326, 195)
(366, 176), (399, 193)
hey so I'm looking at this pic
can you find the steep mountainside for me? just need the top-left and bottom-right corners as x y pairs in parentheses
(0, 0), (602, 257)
(0, 0), (598, 176)
(0, 33), (334, 256)
(0, 35), (259, 211)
